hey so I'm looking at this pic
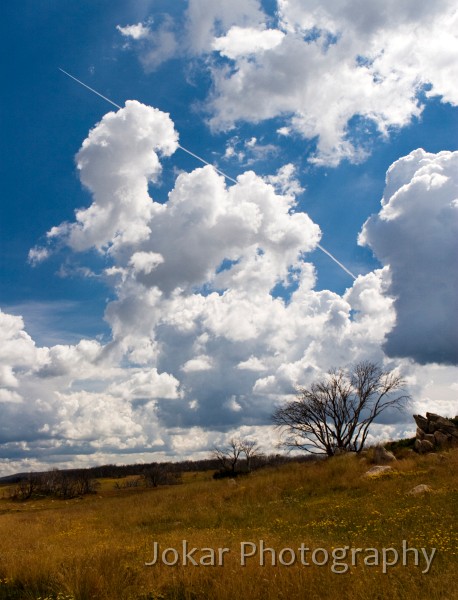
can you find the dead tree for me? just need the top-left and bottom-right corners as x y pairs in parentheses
(273, 361), (410, 457)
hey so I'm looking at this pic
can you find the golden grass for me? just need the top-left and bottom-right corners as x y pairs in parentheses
(0, 449), (457, 600)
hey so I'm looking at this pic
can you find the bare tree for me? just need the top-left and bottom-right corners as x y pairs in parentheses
(72, 469), (99, 496)
(213, 437), (262, 476)
(10, 468), (99, 501)
(11, 475), (40, 501)
(213, 438), (244, 475)
(240, 439), (261, 472)
(273, 361), (410, 457)
(143, 464), (182, 488)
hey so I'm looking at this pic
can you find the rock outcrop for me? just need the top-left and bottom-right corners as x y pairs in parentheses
(414, 413), (458, 453)
(364, 465), (394, 477)
(373, 446), (397, 464)
(407, 484), (433, 496)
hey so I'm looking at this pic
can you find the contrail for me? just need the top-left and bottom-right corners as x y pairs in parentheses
(59, 68), (122, 110)
(59, 69), (237, 184)
(177, 145), (238, 184)
(59, 68), (357, 280)
(316, 244), (356, 279)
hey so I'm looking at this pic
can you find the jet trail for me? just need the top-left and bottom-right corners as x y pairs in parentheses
(59, 69), (237, 183)
(177, 145), (238, 184)
(59, 68), (357, 280)
(316, 244), (356, 279)
(59, 69), (122, 110)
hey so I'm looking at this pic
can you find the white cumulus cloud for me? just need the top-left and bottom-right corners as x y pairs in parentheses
(185, 0), (265, 54)
(359, 149), (458, 365)
(46, 101), (178, 254)
(204, 0), (458, 165)
(212, 26), (285, 59)
(116, 22), (152, 41)
(114, 2), (457, 165)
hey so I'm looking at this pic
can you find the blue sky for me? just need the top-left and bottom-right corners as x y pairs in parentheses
(1, 1), (457, 473)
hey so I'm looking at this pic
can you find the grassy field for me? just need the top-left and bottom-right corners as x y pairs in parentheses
(0, 449), (457, 600)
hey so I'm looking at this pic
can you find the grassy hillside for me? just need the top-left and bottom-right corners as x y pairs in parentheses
(0, 449), (457, 600)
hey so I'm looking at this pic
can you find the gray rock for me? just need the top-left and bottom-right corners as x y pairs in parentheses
(427, 414), (456, 434)
(426, 412), (441, 422)
(413, 412), (458, 453)
(364, 465), (394, 477)
(413, 414), (428, 431)
(416, 427), (425, 440)
(434, 430), (450, 446)
(408, 484), (433, 496)
(415, 439), (435, 454)
(373, 446), (397, 464)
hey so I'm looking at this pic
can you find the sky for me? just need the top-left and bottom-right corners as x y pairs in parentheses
(0, 0), (457, 474)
